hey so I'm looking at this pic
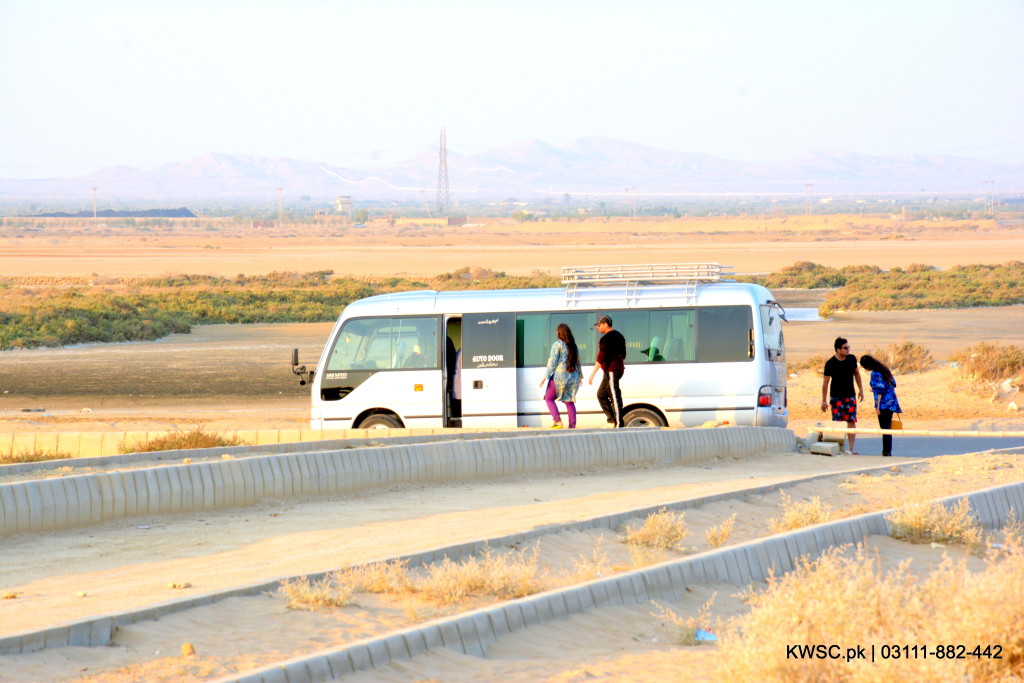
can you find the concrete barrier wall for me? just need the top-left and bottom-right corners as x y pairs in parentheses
(0, 428), (530, 461)
(0, 429), (605, 477)
(0, 427), (796, 538)
(214, 480), (1024, 683)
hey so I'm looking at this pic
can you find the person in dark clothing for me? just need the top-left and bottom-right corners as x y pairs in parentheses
(588, 315), (626, 427)
(860, 354), (902, 456)
(821, 336), (864, 453)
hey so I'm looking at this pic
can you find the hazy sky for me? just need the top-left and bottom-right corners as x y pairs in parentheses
(1, 0), (1022, 178)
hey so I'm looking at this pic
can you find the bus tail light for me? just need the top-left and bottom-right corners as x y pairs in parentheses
(758, 386), (773, 407)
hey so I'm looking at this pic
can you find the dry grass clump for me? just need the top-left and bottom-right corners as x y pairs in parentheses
(716, 539), (1024, 681)
(787, 351), (830, 375)
(790, 340), (932, 376)
(120, 429), (248, 454)
(706, 514), (737, 549)
(651, 593), (720, 646)
(418, 544), (544, 603)
(953, 341), (1024, 383)
(1, 449), (73, 465)
(867, 340), (935, 374)
(334, 559), (414, 594)
(886, 496), (984, 550)
(998, 509), (1024, 548)
(281, 544), (546, 609)
(279, 574), (355, 610)
(628, 544), (668, 568)
(768, 491), (836, 533)
(567, 538), (612, 582)
(623, 508), (689, 550)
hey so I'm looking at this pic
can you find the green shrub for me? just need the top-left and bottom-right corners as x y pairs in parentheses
(820, 261), (1024, 315)
(0, 268), (556, 349)
(742, 261), (1024, 315)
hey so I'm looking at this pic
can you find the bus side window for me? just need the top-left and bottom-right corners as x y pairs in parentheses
(605, 310), (649, 363)
(649, 309), (694, 362)
(395, 318), (439, 369)
(696, 306), (753, 363)
(516, 313), (551, 367)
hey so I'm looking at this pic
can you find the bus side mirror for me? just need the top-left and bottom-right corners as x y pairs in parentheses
(291, 348), (313, 386)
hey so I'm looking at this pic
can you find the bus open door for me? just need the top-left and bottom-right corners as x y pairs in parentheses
(460, 312), (518, 429)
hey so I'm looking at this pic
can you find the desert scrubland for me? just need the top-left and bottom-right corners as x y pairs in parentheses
(2, 213), (1022, 432)
(1, 214), (1023, 682)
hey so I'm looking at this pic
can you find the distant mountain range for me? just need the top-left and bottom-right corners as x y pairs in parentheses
(3, 137), (1021, 204)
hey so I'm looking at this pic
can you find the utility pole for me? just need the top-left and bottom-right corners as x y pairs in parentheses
(91, 187), (97, 218)
(804, 183), (814, 216)
(277, 187), (283, 225)
(436, 127), (450, 217)
(984, 180), (995, 215)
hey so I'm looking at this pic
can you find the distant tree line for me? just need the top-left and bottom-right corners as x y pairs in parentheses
(2, 262), (1020, 350)
(738, 261), (1024, 315)
(0, 268), (557, 349)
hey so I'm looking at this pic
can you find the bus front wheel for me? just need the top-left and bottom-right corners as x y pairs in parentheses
(623, 408), (665, 428)
(359, 413), (403, 430)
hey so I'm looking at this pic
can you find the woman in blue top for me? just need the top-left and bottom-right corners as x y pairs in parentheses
(860, 354), (902, 456)
(538, 323), (583, 428)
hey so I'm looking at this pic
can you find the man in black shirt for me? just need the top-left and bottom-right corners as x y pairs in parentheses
(821, 336), (864, 453)
(588, 315), (626, 427)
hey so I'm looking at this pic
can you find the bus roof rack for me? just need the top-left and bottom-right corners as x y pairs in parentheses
(561, 263), (733, 287)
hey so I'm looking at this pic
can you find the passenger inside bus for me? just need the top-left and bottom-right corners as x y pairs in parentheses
(663, 338), (686, 362)
(445, 321), (463, 426)
(642, 335), (664, 362)
(403, 345), (427, 367)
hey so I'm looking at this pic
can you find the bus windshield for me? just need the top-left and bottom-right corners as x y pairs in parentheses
(326, 316), (439, 371)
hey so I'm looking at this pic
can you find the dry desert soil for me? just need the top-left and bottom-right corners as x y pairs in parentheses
(2, 215), (1023, 681)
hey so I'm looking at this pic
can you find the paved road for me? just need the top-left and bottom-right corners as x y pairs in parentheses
(843, 435), (1024, 459)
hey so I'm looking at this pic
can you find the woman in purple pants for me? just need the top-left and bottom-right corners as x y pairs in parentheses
(538, 323), (583, 428)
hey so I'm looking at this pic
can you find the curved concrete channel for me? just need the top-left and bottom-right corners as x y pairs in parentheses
(215, 479), (1024, 683)
(3, 428), (1020, 682)
(1, 426), (793, 656)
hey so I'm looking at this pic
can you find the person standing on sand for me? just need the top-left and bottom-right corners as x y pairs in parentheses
(588, 315), (626, 428)
(539, 323), (583, 428)
(821, 336), (863, 453)
(859, 354), (902, 457)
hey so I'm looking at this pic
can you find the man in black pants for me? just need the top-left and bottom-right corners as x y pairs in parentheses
(588, 315), (626, 427)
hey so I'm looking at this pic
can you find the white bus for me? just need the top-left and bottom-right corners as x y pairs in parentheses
(292, 264), (788, 430)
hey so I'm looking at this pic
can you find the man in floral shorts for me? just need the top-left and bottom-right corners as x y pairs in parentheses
(821, 336), (864, 454)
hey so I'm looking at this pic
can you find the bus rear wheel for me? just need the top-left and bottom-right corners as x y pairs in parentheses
(623, 408), (665, 428)
(359, 413), (403, 430)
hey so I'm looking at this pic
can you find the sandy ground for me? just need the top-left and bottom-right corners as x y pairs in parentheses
(2, 215), (1022, 433)
(3, 449), (1020, 683)
(0, 215), (1019, 278)
(4, 305), (1024, 434)
(2, 217), (1023, 681)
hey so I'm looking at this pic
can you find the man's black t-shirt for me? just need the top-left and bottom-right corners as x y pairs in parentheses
(597, 329), (626, 374)
(823, 354), (858, 398)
